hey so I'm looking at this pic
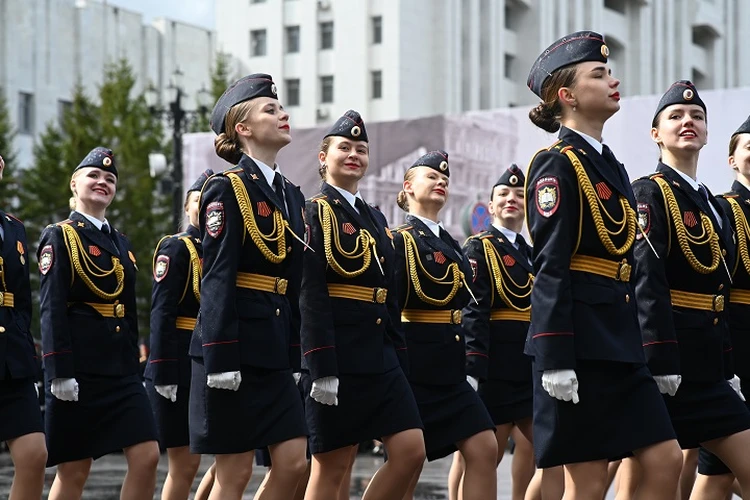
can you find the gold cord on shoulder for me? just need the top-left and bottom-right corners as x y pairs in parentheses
(481, 239), (532, 311)
(727, 198), (749, 276)
(317, 199), (373, 278)
(402, 230), (462, 306)
(179, 236), (202, 302)
(61, 224), (124, 300)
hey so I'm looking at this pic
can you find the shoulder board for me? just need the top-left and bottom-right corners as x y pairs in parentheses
(392, 224), (413, 233)
(5, 213), (23, 224)
(649, 173), (664, 180)
(633, 173), (661, 183)
(308, 194), (327, 202)
(54, 219), (73, 227)
(720, 192), (739, 199)
(219, 167), (243, 176)
(546, 140), (566, 152)
(468, 230), (492, 240)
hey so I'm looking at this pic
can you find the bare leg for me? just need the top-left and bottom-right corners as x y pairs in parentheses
(511, 424), (536, 500)
(690, 473), (735, 500)
(121, 440), (160, 500)
(701, 430), (750, 498)
(456, 430), (498, 500)
(613, 459), (639, 500)
(563, 461), (609, 500)
(255, 437), (308, 500)
(681, 449), (700, 500)
(362, 429), (426, 500)
(631, 439), (682, 500)
(337, 446), (358, 500)
(448, 452), (464, 500)
(7, 432), (47, 500)
(160, 446), (201, 500)
(305, 446), (358, 500)
(48, 458), (93, 500)
(209, 452), (254, 500)
(194, 461), (216, 500)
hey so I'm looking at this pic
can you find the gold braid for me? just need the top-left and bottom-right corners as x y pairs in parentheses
(227, 173), (287, 264)
(179, 236), (202, 302)
(653, 176), (720, 274)
(316, 199), (373, 278)
(563, 149), (636, 256)
(402, 230), (462, 306)
(61, 224), (124, 300)
(727, 197), (750, 276)
(481, 238), (532, 311)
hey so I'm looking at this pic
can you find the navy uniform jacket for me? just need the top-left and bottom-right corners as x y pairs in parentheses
(393, 215), (472, 385)
(632, 163), (734, 382)
(524, 127), (644, 371)
(462, 226), (532, 382)
(190, 154), (305, 374)
(717, 182), (750, 381)
(145, 224), (202, 387)
(39, 211), (139, 379)
(300, 182), (402, 381)
(0, 211), (36, 380)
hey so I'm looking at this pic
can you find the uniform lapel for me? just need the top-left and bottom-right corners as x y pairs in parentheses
(406, 214), (462, 263)
(489, 225), (533, 273)
(321, 182), (377, 241)
(70, 211), (119, 256)
(240, 155), (288, 218)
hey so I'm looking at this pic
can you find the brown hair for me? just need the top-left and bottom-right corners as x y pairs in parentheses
(729, 134), (742, 158)
(214, 100), (255, 165)
(528, 66), (579, 133)
(318, 137), (333, 180)
(396, 169), (418, 212)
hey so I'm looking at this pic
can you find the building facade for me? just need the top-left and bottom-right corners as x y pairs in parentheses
(1, 0), (217, 168)
(216, 0), (750, 128)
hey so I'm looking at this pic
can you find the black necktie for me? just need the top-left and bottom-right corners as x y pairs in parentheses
(516, 233), (531, 262)
(272, 172), (285, 203)
(698, 185), (721, 228)
(102, 224), (120, 255)
(354, 198), (376, 232)
(602, 145), (620, 169)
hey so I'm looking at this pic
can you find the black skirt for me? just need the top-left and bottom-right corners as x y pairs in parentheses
(663, 380), (750, 450)
(531, 360), (676, 468)
(303, 366), (423, 455)
(410, 379), (495, 461)
(479, 379), (533, 425)
(45, 373), (157, 466)
(145, 381), (190, 449)
(0, 377), (44, 442)
(189, 360), (307, 455)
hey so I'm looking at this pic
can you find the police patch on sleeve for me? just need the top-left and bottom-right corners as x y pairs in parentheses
(637, 202), (651, 239)
(154, 255), (170, 282)
(39, 245), (53, 275)
(206, 202), (225, 238)
(535, 176), (560, 218)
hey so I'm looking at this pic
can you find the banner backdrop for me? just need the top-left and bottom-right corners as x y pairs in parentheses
(183, 87), (750, 239)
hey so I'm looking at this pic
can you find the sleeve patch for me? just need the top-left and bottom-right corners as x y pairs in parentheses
(535, 176), (560, 218)
(154, 255), (170, 282)
(206, 202), (225, 238)
(637, 202), (651, 239)
(39, 245), (54, 275)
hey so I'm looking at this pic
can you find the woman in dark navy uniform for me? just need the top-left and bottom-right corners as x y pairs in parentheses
(524, 31), (681, 499)
(299, 109), (425, 500)
(392, 151), (497, 499)
(39, 147), (159, 499)
(449, 164), (536, 500)
(190, 74), (308, 499)
(633, 85), (750, 496)
(0, 153), (47, 498)
(145, 169), (212, 500)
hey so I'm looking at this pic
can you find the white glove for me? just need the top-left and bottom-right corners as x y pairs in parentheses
(310, 376), (339, 406)
(728, 375), (745, 402)
(207, 371), (242, 391)
(155, 384), (178, 402)
(467, 375), (479, 391)
(654, 374), (682, 396)
(51, 377), (79, 402)
(541, 369), (579, 404)
(293, 372), (301, 385)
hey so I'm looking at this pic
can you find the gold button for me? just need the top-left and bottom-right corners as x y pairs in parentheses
(713, 318), (719, 325)
(0, 326), (5, 333)
(455, 335), (460, 342)
(376, 318), (382, 325)
(380, 256), (385, 263)
(625, 294), (630, 303)
(287, 246), (292, 252)
(115, 326), (121, 332)
(276, 309), (280, 316)
(719, 284), (724, 291)
(722, 249), (727, 256)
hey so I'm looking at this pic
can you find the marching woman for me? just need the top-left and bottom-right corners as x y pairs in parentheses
(392, 150), (497, 499)
(190, 74), (308, 500)
(145, 169), (212, 500)
(0, 152), (47, 498)
(39, 147), (159, 499)
(449, 164), (535, 500)
(300, 110), (425, 500)
(633, 87), (750, 497)
(523, 31), (681, 500)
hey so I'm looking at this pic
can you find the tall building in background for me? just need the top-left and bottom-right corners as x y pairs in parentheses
(0, 0), (217, 167)
(216, 0), (750, 128)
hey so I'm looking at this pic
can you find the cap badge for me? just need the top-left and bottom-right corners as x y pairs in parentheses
(103, 157), (112, 167)
(439, 161), (448, 172)
(509, 175), (519, 186)
(271, 83), (278, 96)
(601, 45), (610, 58)
(683, 88), (694, 100)
(351, 125), (361, 138)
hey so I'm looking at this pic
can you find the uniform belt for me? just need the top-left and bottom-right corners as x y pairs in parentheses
(0, 292), (15, 308)
(570, 255), (631, 282)
(327, 283), (387, 304)
(729, 289), (750, 305)
(80, 302), (126, 318)
(671, 290), (725, 312)
(490, 309), (530, 322)
(236, 272), (288, 295)
(401, 309), (462, 324)
(175, 316), (197, 330)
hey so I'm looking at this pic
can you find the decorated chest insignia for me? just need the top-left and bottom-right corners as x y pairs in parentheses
(433, 251), (446, 264)
(385, 227), (393, 240)
(154, 255), (170, 282)
(206, 202), (225, 238)
(502, 255), (516, 267)
(88, 245), (101, 257)
(77, 222), (85, 228)
(683, 211), (697, 228)
(636, 203), (651, 239)
(469, 258), (478, 282)
(257, 201), (271, 217)
(535, 176), (560, 218)
(39, 245), (53, 275)
(342, 222), (356, 235)
(595, 182), (612, 200)
(17, 241), (25, 265)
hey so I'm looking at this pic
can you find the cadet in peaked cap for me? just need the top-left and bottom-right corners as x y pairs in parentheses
(324, 108), (369, 142)
(408, 149), (451, 177)
(652, 80), (706, 124)
(75, 146), (118, 177)
(210, 73), (278, 135)
(523, 31), (680, 493)
(492, 163), (525, 193)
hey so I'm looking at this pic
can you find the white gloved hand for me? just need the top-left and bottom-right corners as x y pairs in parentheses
(293, 372), (301, 385)
(467, 375), (479, 391)
(51, 377), (79, 402)
(310, 376), (339, 406)
(728, 375), (745, 402)
(654, 374), (682, 396)
(541, 369), (579, 404)
(155, 384), (178, 402)
(207, 371), (242, 391)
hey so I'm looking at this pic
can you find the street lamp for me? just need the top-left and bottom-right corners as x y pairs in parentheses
(146, 68), (211, 231)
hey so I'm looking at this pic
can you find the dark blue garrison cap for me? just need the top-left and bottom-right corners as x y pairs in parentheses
(654, 80), (706, 120)
(492, 164), (525, 193)
(188, 169), (214, 193)
(733, 116), (750, 137)
(325, 110), (368, 142)
(410, 150), (450, 177)
(210, 73), (278, 135)
(75, 147), (117, 177)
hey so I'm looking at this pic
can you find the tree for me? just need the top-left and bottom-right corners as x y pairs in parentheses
(0, 87), (19, 205)
(190, 51), (235, 132)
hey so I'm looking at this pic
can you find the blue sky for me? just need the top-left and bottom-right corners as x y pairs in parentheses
(106, 0), (215, 30)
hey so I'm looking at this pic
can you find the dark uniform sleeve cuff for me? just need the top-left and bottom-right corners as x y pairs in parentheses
(305, 347), (338, 381)
(531, 333), (576, 371)
(466, 355), (489, 381)
(44, 353), (75, 380)
(288, 345), (302, 373)
(644, 342), (681, 376)
(203, 341), (241, 374)
(151, 362), (179, 386)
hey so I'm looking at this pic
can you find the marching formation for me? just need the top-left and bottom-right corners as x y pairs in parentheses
(1, 29), (750, 500)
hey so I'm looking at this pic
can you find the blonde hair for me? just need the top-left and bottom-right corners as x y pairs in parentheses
(396, 168), (417, 212)
(69, 169), (84, 210)
(317, 137), (333, 180)
(214, 100), (256, 165)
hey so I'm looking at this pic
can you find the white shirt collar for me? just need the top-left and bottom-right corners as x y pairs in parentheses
(76, 211), (109, 230)
(411, 214), (444, 237)
(329, 184), (363, 212)
(493, 223), (518, 246)
(663, 163), (701, 191)
(251, 156), (282, 188)
(567, 127), (604, 154)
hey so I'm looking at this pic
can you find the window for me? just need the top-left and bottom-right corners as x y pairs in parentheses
(58, 99), (72, 127)
(319, 21), (334, 50)
(371, 16), (382, 44)
(371, 70), (382, 99)
(504, 53), (515, 79)
(286, 79), (300, 106)
(18, 92), (34, 135)
(320, 76), (334, 103)
(250, 29), (267, 57)
(285, 26), (300, 53)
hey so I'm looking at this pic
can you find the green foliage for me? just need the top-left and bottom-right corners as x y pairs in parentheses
(0, 88), (19, 204)
(190, 51), (234, 132)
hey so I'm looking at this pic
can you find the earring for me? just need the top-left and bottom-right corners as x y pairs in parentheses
(572, 105), (577, 112)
